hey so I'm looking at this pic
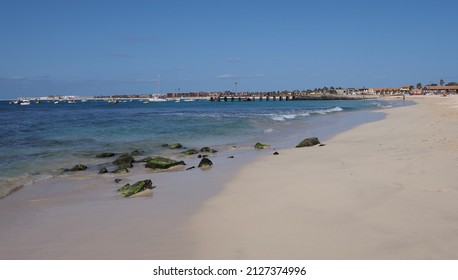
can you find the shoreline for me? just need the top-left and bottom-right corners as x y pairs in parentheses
(187, 95), (458, 259)
(0, 97), (423, 259)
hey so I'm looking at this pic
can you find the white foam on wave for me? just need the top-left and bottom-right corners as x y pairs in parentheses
(264, 128), (274, 133)
(271, 114), (297, 121)
(270, 107), (342, 121)
(298, 113), (311, 117)
(283, 114), (297, 119)
(312, 106), (343, 114)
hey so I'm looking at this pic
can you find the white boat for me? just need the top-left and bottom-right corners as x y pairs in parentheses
(54, 100), (59, 104)
(20, 100), (31, 106)
(148, 96), (167, 102)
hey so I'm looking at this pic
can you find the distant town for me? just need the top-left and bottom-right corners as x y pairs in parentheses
(8, 81), (458, 104)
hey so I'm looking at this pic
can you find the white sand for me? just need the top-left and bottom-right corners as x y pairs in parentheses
(188, 95), (458, 259)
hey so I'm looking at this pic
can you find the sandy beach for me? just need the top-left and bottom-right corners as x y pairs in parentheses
(1, 95), (457, 260)
(188, 95), (458, 259)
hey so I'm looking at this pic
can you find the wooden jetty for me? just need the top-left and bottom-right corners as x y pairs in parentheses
(210, 94), (368, 102)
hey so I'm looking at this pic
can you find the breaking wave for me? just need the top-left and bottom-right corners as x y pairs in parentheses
(270, 106), (343, 121)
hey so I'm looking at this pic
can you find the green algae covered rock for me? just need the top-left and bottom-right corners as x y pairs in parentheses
(296, 137), (320, 148)
(169, 143), (183, 149)
(254, 142), (270, 149)
(144, 156), (186, 170)
(117, 179), (154, 197)
(112, 154), (135, 168)
(96, 152), (115, 158)
(65, 164), (87, 172)
(200, 147), (218, 153)
(111, 167), (129, 173)
(182, 149), (199, 155)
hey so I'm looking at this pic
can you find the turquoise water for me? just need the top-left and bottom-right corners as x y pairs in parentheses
(0, 98), (411, 197)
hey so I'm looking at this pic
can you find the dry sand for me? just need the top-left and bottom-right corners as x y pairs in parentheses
(188, 95), (458, 259)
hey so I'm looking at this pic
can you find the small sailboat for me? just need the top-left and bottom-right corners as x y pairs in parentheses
(20, 100), (31, 106)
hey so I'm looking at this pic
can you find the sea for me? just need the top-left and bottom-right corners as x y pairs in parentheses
(0, 98), (412, 198)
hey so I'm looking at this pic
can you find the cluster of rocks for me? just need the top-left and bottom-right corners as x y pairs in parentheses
(63, 138), (324, 198)
(63, 144), (221, 198)
(252, 137), (323, 155)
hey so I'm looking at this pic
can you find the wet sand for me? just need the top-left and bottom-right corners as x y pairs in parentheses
(0, 150), (253, 259)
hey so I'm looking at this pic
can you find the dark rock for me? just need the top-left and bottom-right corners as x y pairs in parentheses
(99, 167), (108, 174)
(186, 166), (195, 170)
(319, 144), (326, 147)
(200, 147), (218, 153)
(254, 142), (270, 149)
(169, 143), (183, 149)
(296, 137), (320, 148)
(112, 167), (129, 173)
(131, 149), (143, 156)
(117, 179), (154, 197)
(227, 156), (234, 159)
(182, 149), (199, 155)
(96, 152), (115, 158)
(112, 154), (134, 168)
(198, 154), (202, 158)
(145, 156), (186, 169)
(273, 151), (279, 155)
(65, 164), (87, 172)
(198, 158), (213, 168)
(114, 178), (122, 183)
(161, 143), (169, 147)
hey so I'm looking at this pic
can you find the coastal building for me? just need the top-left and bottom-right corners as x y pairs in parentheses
(336, 88), (368, 95)
(369, 86), (410, 95)
(424, 85), (458, 95)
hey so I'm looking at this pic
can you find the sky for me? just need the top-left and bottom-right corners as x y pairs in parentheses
(1, 0), (458, 98)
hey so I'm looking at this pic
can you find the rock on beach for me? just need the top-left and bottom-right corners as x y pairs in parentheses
(117, 179), (155, 197)
(112, 154), (135, 168)
(145, 156), (186, 169)
(254, 142), (270, 149)
(198, 158), (213, 168)
(296, 137), (320, 148)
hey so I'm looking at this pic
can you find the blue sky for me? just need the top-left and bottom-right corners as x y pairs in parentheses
(1, 0), (458, 98)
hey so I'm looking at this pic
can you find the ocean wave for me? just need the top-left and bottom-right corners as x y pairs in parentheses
(264, 128), (274, 133)
(0, 173), (53, 199)
(368, 102), (394, 109)
(270, 107), (343, 121)
(271, 114), (297, 121)
(312, 106), (344, 114)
